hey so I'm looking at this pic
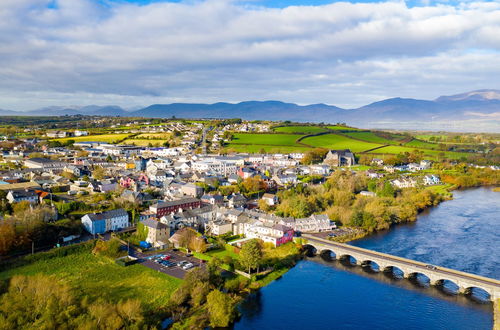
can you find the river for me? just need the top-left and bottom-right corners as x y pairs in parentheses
(235, 187), (498, 329)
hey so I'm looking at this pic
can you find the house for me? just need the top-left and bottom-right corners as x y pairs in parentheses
(206, 220), (233, 236)
(227, 194), (247, 208)
(262, 193), (278, 206)
(24, 158), (66, 170)
(149, 198), (201, 217)
(46, 131), (67, 138)
(391, 178), (417, 188)
(180, 183), (203, 198)
(323, 149), (355, 167)
(371, 158), (384, 166)
(201, 194), (224, 206)
(245, 222), (294, 247)
(168, 227), (201, 248)
(140, 218), (170, 248)
(360, 191), (377, 197)
(420, 160), (432, 169)
(288, 214), (334, 233)
(81, 208), (129, 235)
(423, 175), (441, 185)
(7, 190), (38, 204)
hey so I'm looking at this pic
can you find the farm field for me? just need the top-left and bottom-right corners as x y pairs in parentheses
(224, 144), (310, 153)
(52, 133), (131, 143)
(301, 133), (382, 152)
(343, 131), (398, 145)
(368, 145), (469, 159)
(404, 139), (440, 149)
(230, 133), (303, 146)
(0, 244), (181, 310)
(327, 125), (361, 131)
(136, 133), (171, 139)
(123, 139), (168, 146)
(273, 126), (328, 134)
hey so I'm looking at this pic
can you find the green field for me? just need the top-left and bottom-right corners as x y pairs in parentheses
(327, 125), (361, 131)
(343, 132), (397, 145)
(368, 146), (469, 159)
(52, 133), (131, 143)
(224, 144), (310, 153)
(301, 133), (382, 152)
(404, 139), (440, 149)
(230, 133), (302, 146)
(273, 126), (328, 134)
(123, 139), (168, 146)
(0, 245), (181, 309)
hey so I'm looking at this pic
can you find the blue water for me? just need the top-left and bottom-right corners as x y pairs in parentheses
(236, 187), (497, 329)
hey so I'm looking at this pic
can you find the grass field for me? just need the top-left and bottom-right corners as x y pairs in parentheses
(224, 144), (311, 153)
(273, 126), (328, 134)
(343, 132), (398, 145)
(230, 133), (303, 146)
(123, 139), (168, 146)
(301, 133), (382, 152)
(327, 125), (361, 131)
(0, 245), (181, 310)
(136, 133), (171, 139)
(368, 146), (469, 159)
(52, 134), (131, 143)
(404, 139), (440, 149)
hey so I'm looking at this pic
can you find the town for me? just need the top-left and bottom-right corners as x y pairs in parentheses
(0, 116), (498, 328)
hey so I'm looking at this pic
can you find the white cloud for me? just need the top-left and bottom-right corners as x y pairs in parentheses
(0, 0), (499, 110)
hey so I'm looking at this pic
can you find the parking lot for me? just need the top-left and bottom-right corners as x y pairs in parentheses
(131, 249), (205, 279)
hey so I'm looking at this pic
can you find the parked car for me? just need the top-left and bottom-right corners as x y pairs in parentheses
(177, 260), (188, 267)
(182, 263), (194, 270)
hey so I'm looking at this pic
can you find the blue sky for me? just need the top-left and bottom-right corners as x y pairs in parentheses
(1, 0), (499, 110)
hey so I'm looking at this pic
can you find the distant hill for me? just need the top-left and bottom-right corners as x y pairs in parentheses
(2, 90), (499, 131)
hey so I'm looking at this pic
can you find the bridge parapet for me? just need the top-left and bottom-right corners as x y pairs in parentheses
(303, 234), (500, 301)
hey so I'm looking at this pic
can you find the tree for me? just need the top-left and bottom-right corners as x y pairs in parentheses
(239, 239), (262, 273)
(189, 236), (207, 253)
(206, 290), (236, 328)
(0, 221), (16, 255)
(92, 166), (106, 180)
(177, 228), (197, 250)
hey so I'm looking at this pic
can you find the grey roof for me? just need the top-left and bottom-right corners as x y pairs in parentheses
(141, 218), (168, 229)
(86, 208), (128, 221)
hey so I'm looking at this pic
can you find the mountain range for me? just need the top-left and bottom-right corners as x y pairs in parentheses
(1, 89), (499, 131)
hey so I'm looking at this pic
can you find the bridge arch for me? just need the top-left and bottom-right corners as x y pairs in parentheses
(405, 272), (432, 287)
(302, 244), (317, 257)
(319, 249), (337, 261)
(382, 265), (405, 279)
(462, 286), (491, 302)
(338, 254), (357, 266)
(360, 260), (381, 272)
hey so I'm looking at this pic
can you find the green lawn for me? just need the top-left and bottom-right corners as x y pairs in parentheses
(273, 126), (328, 134)
(301, 133), (382, 152)
(52, 133), (131, 143)
(230, 133), (303, 146)
(343, 132), (397, 145)
(0, 245), (181, 310)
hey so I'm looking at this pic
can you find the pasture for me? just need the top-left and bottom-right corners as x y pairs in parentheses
(224, 144), (310, 154)
(404, 139), (440, 149)
(368, 146), (469, 159)
(343, 131), (397, 145)
(52, 133), (131, 144)
(301, 133), (382, 152)
(230, 133), (302, 146)
(123, 139), (168, 146)
(0, 244), (181, 310)
(273, 126), (328, 134)
(327, 125), (361, 131)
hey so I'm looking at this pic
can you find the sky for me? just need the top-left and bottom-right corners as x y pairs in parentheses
(0, 0), (499, 110)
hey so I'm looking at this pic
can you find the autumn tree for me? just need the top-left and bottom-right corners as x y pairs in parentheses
(206, 290), (236, 328)
(239, 239), (262, 274)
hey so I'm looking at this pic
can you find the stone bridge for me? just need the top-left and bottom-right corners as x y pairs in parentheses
(303, 234), (500, 301)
